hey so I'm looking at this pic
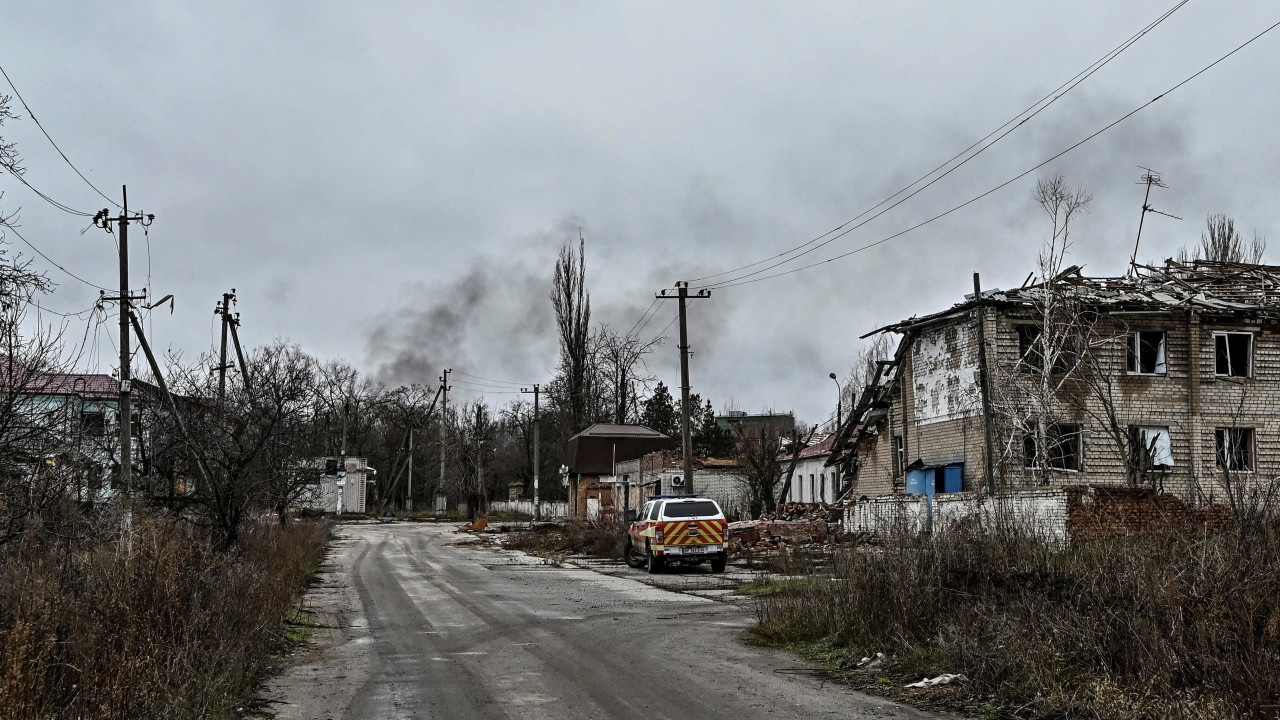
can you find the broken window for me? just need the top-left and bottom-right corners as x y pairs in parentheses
(1127, 331), (1167, 375)
(1022, 424), (1082, 471)
(80, 410), (106, 437)
(1215, 332), (1252, 377)
(893, 435), (904, 476)
(1129, 425), (1174, 468)
(1215, 428), (1254, 472)
(1016, 325), (1043, 372)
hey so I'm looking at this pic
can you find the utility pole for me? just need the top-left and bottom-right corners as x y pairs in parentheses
(521, 383), (541, 520)
(657, 281), (711, 494)
(407, 425), (414, 513)
(225, 292), (252, 390)
(93, 186), (153, 497)
(439, 368), (451, 508)
(973, 273), (997, 495)
(1130, 167), (1181, 269)
(214, 290), (238, 405)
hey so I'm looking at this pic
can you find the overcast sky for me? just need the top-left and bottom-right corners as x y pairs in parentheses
(3, 1), (1279, 425)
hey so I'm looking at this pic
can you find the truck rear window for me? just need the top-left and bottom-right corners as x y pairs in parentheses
(662, 501), (720, 518)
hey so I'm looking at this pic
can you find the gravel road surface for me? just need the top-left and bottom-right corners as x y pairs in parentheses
(259, 523), (952, 720)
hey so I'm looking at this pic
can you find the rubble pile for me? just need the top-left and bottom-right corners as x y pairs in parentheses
(728, 506), (841, 550)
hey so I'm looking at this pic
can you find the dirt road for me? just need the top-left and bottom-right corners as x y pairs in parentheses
(259, 523), (951, 720)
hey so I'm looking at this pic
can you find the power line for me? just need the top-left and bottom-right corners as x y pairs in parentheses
(685, 0), (1191, 287)
(452, 378), (528, 390)
(453, 371), (531, 387)
(706, 16), (1280, 291)
(0, 64), (122, 210)
(624, 296), (661, 339)
(0, 218), (111, 291)
(3, 170), (95, 217)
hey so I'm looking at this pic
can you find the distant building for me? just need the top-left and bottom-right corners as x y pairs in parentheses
(563, 423), (671, 516)
(608, 450), (747, 518)
(781, 434), (840, 503)
(293, 457), (377, 514)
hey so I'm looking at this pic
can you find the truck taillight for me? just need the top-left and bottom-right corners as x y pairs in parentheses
(655, 526), (664, 544)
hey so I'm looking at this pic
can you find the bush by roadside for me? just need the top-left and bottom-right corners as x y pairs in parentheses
(504, 517), (627, 560)
(0, 506), (331, 720)
(752, 523), (1280, 719)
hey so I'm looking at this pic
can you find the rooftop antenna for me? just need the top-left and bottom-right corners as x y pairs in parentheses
(1130, 166), (1182, 272)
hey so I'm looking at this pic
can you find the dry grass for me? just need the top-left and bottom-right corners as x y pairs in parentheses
(0, 507), (331, 720)
(505, 517), (628, 560)
(752, 522), (1280, 719)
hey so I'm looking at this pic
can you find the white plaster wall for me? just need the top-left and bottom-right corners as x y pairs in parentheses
(912, 322), (980, 426)
(844, 490), (1069, 544)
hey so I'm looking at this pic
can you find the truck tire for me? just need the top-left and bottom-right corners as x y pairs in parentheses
(710, 553), (727, 574)
(647, 544), (664, 574)
(624, 541), (647, 569)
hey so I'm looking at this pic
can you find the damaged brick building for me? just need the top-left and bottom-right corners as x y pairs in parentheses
(830, 259), (1280, 513)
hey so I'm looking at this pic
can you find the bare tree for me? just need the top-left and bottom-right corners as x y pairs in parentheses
(595, 325), (662, 424)
(732, 417), (804, 518)
(161, 340), (317, 549)
(1176, 214), (1266, 264)
(551, 234), (591, 433)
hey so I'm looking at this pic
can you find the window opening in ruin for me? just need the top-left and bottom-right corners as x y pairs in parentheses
(1129, 425), (1174, 468)
(1022, 423), (1082, 471)
(1216, 428), (1254, 472)
(1127, 331), (1167, 375)
(1215, 332), (1252, 377)
(1016, 324), (1043, 372)
(893, 435), (904, 476)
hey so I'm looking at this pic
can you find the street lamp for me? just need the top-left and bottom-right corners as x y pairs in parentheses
(829, 372), (842, 429)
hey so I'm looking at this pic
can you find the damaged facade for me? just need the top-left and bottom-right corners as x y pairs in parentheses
(831, 260), (1280, 510)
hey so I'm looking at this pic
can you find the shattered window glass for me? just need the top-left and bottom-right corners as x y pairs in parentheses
(1127, 331), (1167, 375)
(1215, 428), (1254, 471)
(1215, 332), (1252, 377)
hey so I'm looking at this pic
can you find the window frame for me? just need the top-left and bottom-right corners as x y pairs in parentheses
(1127, 330), (1168, 376)
(1129, 425), (1174, 468)
(1016, 324), (1044, 373)
(893, 435), (904, 477)
(1022, 423), (1083, 472)
(1215, 427), (1255, 472)
(1214, 331), (1253, 378)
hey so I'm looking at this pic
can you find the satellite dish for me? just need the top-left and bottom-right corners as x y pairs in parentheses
(671, 475), (685, 487)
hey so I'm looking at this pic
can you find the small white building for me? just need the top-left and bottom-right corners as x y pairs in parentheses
(294, 457), (376, 514)
(782, 435), (841, 504)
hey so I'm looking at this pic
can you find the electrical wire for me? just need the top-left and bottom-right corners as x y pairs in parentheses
(3, 170), (95, 217)
(0, 63), (123, 210)
(685, 0), (1191, 287)
(624, 296), (661, 339)
(453, 372), (532, 387)
(452, 378), (528, 390)
(0, 219), (112, 291)
(705, 16), (1280, 291)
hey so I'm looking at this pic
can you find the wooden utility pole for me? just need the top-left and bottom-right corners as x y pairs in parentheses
(657, 282), (710, 494)
(521, 383), (541, 519)
(973, 273), (997, 495)
(93, 186), (153, 496)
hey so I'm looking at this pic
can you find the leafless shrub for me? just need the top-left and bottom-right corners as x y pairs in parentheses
(0, 510), (331, 719)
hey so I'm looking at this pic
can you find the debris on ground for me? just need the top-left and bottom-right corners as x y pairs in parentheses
(728, 503), (838, 550)
(458, 515), (489, 532)
(857, 652), (886, 669)
(904, 674), (968, 689)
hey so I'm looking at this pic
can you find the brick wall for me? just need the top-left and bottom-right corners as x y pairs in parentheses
(853, 306), (1280, 507)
